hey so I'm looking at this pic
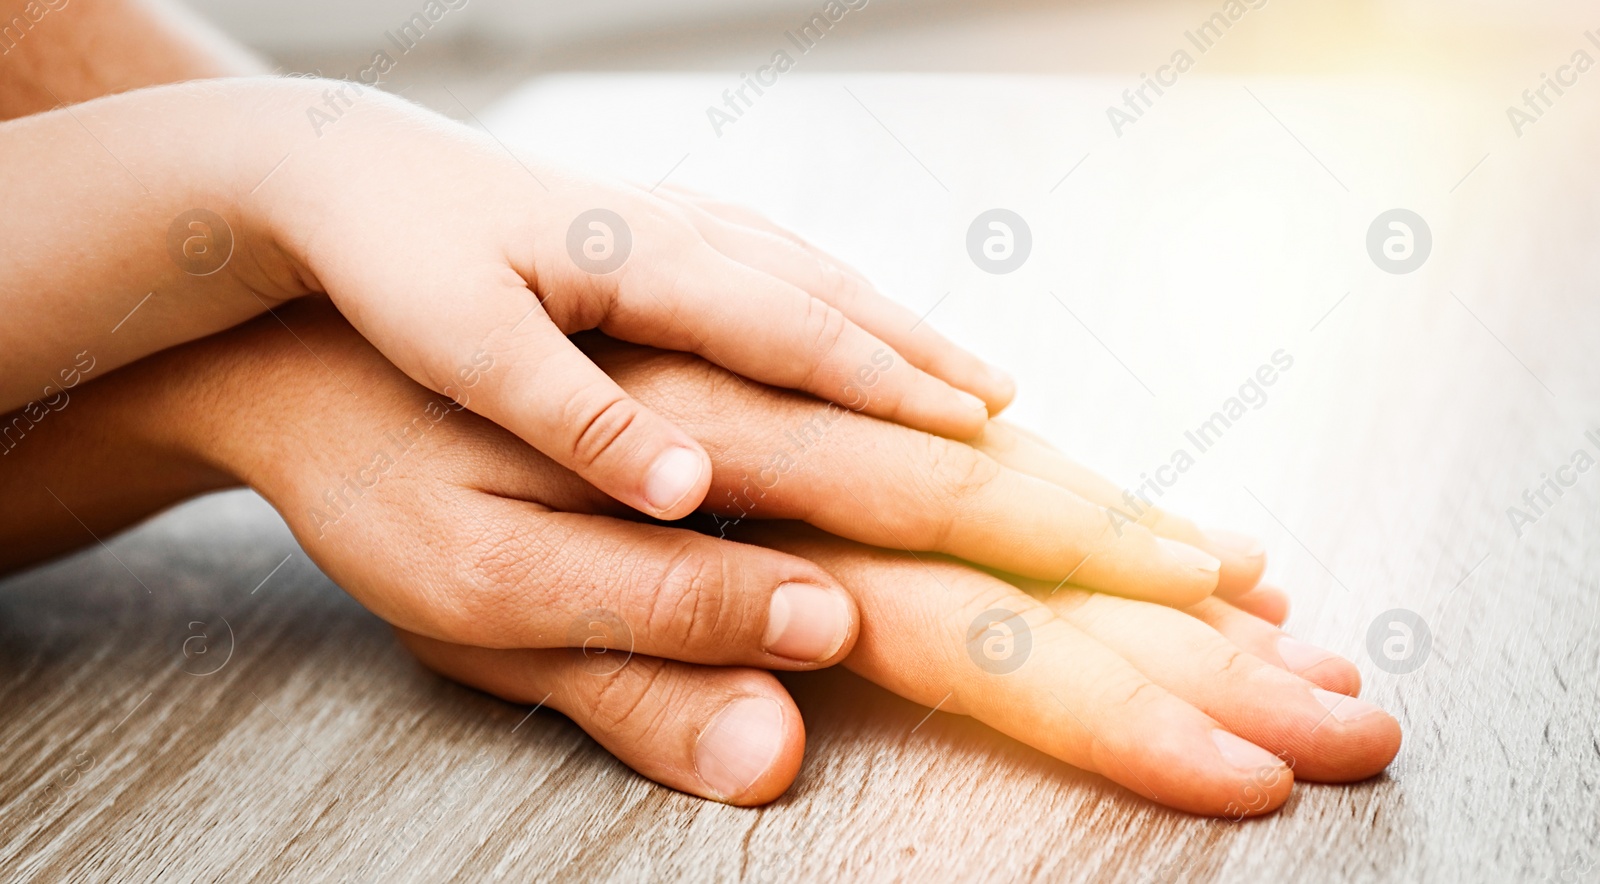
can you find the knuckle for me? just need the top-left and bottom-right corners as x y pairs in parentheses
(955, 581), (1045, 626)
(1045, 584), (1105, 619)
(926, 436), (1002, 501)
(950, 583), (1049, 644)
(618, 348), (736, 419)
(587, 655), (671, 735)
(635, 213), (704, 268)
(800, 298), (850, 369)
(636, 543), (730, 651)
(1092, 673), (1166, 720)
(476, 307), (544, 363)
(947, 584), (1053, 693)
(813, 254), (861, 306)
(642, 196), (697, 231)
(1143, 507), (1198, 540)
(616, 222), (691, 299)
(1215, 648), (1254, 680)
(439, 519), (556, 645)
(564, 392), (642, 471)
(914, 436), (1001, 548)
(1093, 501), (1142, 551)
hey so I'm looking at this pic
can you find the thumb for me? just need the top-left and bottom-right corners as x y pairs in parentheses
(475, 310), (712, 519)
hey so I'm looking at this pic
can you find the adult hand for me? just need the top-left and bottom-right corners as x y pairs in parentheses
(2, 300), (1396, 811)
(407, 526), (1397, 816)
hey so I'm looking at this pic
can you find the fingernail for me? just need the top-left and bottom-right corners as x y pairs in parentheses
(1211, 729), (1285, 773)
(643, 447), (704, 513)
(695, 696), (784, 801)
(1204, 528), (1265, 559)
(764, 582), (851, 662)
(1157, 537), (1222, 573)
(1277, 636), (1338, 672)
(1311, 688), (1383, 723)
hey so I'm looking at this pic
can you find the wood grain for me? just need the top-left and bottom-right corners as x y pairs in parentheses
(3, 76), (1598, 882)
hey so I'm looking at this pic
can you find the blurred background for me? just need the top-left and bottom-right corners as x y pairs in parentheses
(5, 2), (1597, 879)
(184, 0), (1593, 117)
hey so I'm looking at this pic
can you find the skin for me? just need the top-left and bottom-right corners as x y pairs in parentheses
(0, 0), (1228, 608)
(0, 301), (1401, 814)
(0, 0), (267, 119)
(0, 0), (1397, 815)
(0, 81), (1241, 606)
(0, 72), (1012, 526)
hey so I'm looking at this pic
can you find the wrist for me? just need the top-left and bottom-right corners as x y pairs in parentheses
(0, 343), (237, 573)
(141, 315), (304, 496)
(206, 77), (336, 305)
(0, 78), (322, 411)
(148, 298), (384, 510)
(101, 341), (247, 495)
(234, 76), (422, 300)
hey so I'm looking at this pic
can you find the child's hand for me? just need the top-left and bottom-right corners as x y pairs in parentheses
(246, 80), (1009, 519)
(0, 77), (1009, 522)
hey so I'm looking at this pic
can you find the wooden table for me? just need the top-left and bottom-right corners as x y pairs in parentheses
(3, 75), (1597, 882)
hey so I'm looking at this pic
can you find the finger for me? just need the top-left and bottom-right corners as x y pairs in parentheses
(974, 420), (1268, 599)
(362, 494), (856, 668)
(1223, 584), (1291, 626)
(994, 420), (1060, 452)
(1183, 596), (1361, 696)
(1039, 587), (1400, 783)
(335, 268), (713, 523)
(574, 342), (1218, 604)
(751, 526), (1293, 817)
(397, 631), (803, 805)
(590, 224), (989, 440)
(653, 184), (876, 279)
(471, 308), (715, 520)
(658, 193), (1015, 413)
(714, 421), (1221, 606)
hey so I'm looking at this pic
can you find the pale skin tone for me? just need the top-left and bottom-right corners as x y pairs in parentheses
(0, 74), (1010, 523)
(0, 0), (1401, 814)
(1, 0), (1228, 594)
(0, 300), (1401, 814)
(0, 91), (1242, 601)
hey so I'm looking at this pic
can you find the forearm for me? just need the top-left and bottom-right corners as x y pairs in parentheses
(0, 0), (265, 119)
(0, 337), (238, 574)
(0, 76), (336, 413)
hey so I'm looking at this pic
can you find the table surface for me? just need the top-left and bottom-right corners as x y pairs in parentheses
(3, 75), (1598, 883)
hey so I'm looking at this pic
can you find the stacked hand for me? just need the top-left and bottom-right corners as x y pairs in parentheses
(4, 299), (1400, 814)
(0, 13), (1399, 812)
(3, 77), (1010, 520)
